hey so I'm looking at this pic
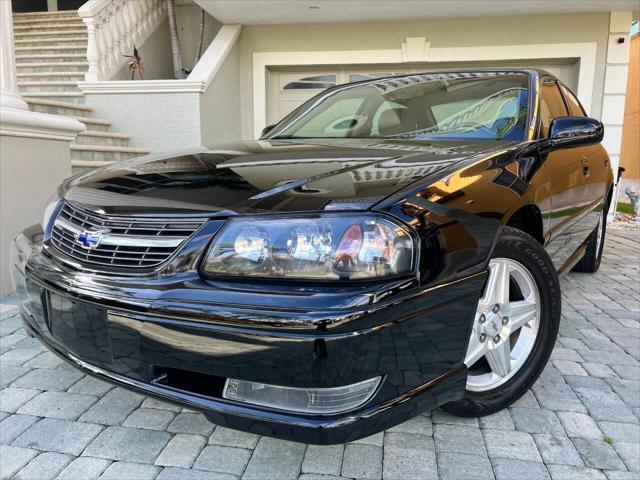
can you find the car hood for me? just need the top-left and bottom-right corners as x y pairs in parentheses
(62, 138), (515, 217)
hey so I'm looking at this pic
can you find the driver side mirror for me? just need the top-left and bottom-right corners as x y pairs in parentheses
(548, 116), (604, 149)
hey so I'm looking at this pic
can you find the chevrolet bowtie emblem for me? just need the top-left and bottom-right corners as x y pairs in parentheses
(76, 229), (109, 250)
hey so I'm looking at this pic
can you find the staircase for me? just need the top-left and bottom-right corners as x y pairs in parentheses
(12, 10), (150, 173)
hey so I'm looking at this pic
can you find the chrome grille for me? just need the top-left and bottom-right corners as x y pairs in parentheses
(49, 202), (204, 269)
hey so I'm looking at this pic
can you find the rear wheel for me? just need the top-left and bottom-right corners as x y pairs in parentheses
(572, 206), (607, 273)
(443, 228), (560, 417)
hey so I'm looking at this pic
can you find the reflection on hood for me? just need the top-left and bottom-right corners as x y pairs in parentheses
(63, 139), (517, 216)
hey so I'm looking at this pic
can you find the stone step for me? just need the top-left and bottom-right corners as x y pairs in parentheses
(14, 37), (86, 46)
(13, 16), (83, 25)
(22, 91), (85, 104)
(25, 97), (92, 116)
(18, 80), (79, 86)
(17, 72), (85, 82)
(13, 22), (84, 31)
(72, 116), (112, 132)
(15, 54), (86, 62)
(18, 80), (80, 93)
(14, 10), (80, 18)
(13, 15), (81, 24)
(15, 45), (86, 55)
(76, 130), (131, 147)
(14, 29), (87, 37)
(16, 62), (88, 73)
(71, 144), (150, 163)
(17, 71), (86, 82)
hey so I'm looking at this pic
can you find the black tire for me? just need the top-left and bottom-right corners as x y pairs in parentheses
(443, 227), (561, 417)
(572, 205), (607, 273)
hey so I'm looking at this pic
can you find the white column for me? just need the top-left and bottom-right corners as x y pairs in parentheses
(602, 11), (633, 220)
(47, 0), (58, 12)
(0, 1), (85, 296)
(0, 0), (28, 110)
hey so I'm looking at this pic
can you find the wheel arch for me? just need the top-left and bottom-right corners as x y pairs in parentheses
(505, 203), (545, 245)
(605, 183), (614, 213)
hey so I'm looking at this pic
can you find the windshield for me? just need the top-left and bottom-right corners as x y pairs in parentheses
(268, 72), (530, 141)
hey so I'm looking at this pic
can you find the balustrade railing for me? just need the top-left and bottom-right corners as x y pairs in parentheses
(79, 0), (167, 81)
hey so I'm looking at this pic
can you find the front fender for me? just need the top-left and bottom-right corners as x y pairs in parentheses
(374, 145), (547, 288)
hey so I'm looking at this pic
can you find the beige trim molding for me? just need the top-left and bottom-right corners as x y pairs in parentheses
(0, 107), (85, 141)
(252, 42), (598, 138)
(78, 80), (207, 94)
(189, 24), (242, 90)
(78, 25), (241, 96)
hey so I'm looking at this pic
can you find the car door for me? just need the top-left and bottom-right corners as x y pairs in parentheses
(558, 83), (609, 233)
(538, 78), (591, 270)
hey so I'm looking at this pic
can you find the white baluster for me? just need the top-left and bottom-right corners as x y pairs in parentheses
(83, 17), (100, 81)
(140, 0), (150, 34)
(152, 0), (161, 24)
(96, 15), (107, 79)
(79, 0), (168, 81)
(121, 0), (134, 54)
(134, 0), (144, 38)
(109, 2), (122, 67)
(101, 12), (114, 75)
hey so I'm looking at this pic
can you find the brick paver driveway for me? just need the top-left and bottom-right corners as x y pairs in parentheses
(1, 228), (638, 480)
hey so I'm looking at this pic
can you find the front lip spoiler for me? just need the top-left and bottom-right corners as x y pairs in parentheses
(20, 307), (466, 442)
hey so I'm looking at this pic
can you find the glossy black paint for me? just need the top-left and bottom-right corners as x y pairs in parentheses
(547, 116), (605, 149)
(13, 69), (614, 444)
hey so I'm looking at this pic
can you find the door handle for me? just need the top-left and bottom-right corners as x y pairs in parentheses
(582, 159), (590, 177)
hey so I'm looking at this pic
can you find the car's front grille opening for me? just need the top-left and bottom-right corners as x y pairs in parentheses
(48, 202), (204, 270)
(152, 366), (226, 399)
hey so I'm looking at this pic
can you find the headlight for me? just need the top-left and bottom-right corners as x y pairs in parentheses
(42, 193), (61, 231)
(202, 214), (415, 280)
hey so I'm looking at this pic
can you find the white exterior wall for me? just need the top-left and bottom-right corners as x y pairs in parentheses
(602, 11), (634, 215)
(200, 43), (241, 145)
(83, 90), (203, 150)
(110, 3), (222, 81)
(80, 25), (241, 150)
(83, 11), (630, 156)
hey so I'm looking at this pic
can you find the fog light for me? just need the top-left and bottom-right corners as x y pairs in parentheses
(222, 377), (381, 415)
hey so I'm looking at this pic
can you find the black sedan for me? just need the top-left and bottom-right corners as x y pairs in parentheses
(10, 69), (613, 444)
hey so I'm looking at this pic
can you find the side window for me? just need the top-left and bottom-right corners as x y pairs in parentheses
(559, 84), (586, 116)
(539, 79), (569, 138)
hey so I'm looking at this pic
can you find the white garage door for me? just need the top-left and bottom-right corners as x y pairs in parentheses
(267, 60), (578, 125)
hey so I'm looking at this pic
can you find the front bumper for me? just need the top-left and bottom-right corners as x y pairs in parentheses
(11, 225), (485, 444)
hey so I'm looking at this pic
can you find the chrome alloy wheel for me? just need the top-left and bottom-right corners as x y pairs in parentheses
(464, 258), (541, 392)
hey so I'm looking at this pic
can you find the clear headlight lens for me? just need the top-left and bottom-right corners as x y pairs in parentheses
(202, 215), (414, 280)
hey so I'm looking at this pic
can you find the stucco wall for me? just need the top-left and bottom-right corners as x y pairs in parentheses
(200, 42), (241, 146)
(84, 90), (202, 150)
(83, 32), (239, 151)
(111, 18), (173, 81)
(110, 3), (221, 81)
(0, 135), (72, 295)
(176, 2), (222, 73)
(237, 12), (611, 138)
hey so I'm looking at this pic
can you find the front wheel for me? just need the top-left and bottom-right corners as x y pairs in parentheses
(443, 228), (561, 417)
